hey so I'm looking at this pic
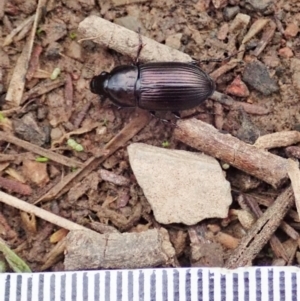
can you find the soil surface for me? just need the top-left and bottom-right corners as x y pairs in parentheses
(1, 0), (300, 272)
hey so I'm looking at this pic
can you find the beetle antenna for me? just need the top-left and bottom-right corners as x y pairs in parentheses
(196, 49), (244, 64)
(134, 28), (145, 65)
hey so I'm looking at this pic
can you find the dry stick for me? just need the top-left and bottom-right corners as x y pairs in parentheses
(254, 131), (300, 150)
(35, 109), (151, 204)
(78, 15), (192, 63)
(245, 195), (289, 261)
(209, 59), (239, 81)
(0, 131), (83, 168)
(174, 118), (288, 188)
(0, 0), (5, 20)
(0, 190), (92, 232)
(253, 20), (276, 57)
(26, 44), (43, 81)
(211, 91), (271, 115)
(240, 194), (299, 240)
(0, 153), (31, 162)
(214, 102), (224, 130)
(225, 186), (294, 269)
(241, 18), (270, 45)
(280, 221), (299, 240)
(21, 79), (65, 104)
(287, 159), (300, 220)
(5, 0), (47, 105)
(2, 15), (35, 47)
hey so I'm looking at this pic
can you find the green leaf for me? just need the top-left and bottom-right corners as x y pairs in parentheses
(35, 156), (49, 162)
(0, 238), (31, 273)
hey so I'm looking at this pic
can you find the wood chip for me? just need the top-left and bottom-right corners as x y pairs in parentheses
(64, 228), (175, 270)
(254, 131), (300, 150)
(242, 18), (270, 44)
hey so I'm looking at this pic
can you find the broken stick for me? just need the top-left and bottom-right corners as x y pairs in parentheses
(78, 15), (192, 63)
(174, 118), (288, 188)
(64, 228), (175, 270)
(225, 186), (294, 269)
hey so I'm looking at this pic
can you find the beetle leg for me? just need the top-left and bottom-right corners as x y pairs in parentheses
(149, 111), (177, 127)
(171, 111), (181, 119)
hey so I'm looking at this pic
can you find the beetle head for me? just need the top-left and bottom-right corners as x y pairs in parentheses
(90, 71), (110, 96)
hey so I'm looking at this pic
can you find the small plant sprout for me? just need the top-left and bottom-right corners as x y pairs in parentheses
(50, 67), (61, 80)
(35, 157), (49, 163)
(67, 139), (84, 152)
(69, 32), (77, 40)
(162, 141), (170, 148)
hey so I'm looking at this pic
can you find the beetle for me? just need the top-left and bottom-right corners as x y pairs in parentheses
(90, 62), (215, 111)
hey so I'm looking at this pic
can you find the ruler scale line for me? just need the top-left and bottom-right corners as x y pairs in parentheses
(1, 267), (300, 300)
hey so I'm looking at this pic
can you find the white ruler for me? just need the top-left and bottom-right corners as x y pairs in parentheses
(0, 266), (299, 301)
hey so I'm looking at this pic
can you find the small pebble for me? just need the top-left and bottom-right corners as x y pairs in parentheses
(226, 75), (250, 97)
(212, 0), (228, 9)
(245, 0), (274, 14)
(165, 33), (183, 50)
(278, 47), (294, 58)
(284, 23), (299, 38)
(243, 60), (279, 95)
(223, 6), (240, 21)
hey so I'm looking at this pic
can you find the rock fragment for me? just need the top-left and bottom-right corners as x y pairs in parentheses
(128, 143), (232, 225)
(243, 60), (279, 95)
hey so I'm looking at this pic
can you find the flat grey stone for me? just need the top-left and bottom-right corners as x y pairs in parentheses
(243, 60), (279, 95)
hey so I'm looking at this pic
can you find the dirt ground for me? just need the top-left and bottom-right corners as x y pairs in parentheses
(1, 0), (300, 272)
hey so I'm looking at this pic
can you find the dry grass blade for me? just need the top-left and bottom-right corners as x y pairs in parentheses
(5, 0), (47, 105)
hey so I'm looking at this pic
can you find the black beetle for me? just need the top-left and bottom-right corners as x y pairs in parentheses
(90, 62), (215, 111)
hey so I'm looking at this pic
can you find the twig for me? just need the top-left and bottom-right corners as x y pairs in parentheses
(244, 195), (288, 261)
(26, 44), (43, 81)
(78, 15), (192, 63)
(287, 159), (300, 220)
(174, 118), (288, 188)
(211, 91), (271, 115)
(253, 21), (276, 56)
(77, 15), (272, 119)
(209, 59), (239, 81)
(0, 190), (93, 232)
(0, 176), (32, 196)
(2, 15), (35, 47)
(225, 186), (294, 268)
(5, 0), (47, 105)
(254, 131), (300, 150)
(0, 131), (83, 168)
(21, 79), (64, 104)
